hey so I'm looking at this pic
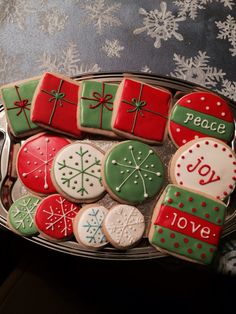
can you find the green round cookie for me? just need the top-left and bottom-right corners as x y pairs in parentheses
(103, 140), (164, 204)
(8, 195), (41, 236)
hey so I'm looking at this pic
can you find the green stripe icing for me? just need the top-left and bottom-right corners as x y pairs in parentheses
(9, 195), (40, 236)
(171, 105), (234, 140)
(163, 185), (226, 225)
(152, 225), (216, 264)
(1, 79), (40, 136)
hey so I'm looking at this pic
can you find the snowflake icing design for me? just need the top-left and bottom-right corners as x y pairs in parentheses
(133, 2), (186, 49)
(216, 15), (236, 57)
(83, 208), (106, 244)
(38, 7), (68, 35)
(218, 79), (236, 101)
(141, 65), (152, 73)
(12, 198), (39, 230)
(102, 39), (124, 58)
(112, 145), (162, 199)
(43, 197), (78, 237)
(58, 147), (102, 196)
(170, 50), (225, 87)
(80, 0), (121, 35)
(37, 42), (101, 76)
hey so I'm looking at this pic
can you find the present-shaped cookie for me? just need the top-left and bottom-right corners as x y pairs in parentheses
(0, 77), (41, 138)
(78, 80), (118, 137)
(31, 72), (82, 137)
(112, 79), (172, 144)
(149, 185), (227, 264)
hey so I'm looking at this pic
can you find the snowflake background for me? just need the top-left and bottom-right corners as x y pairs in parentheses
(0, 0), (236, 270)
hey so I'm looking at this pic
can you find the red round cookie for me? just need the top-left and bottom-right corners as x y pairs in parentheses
(17, 133), (70, 195)
(34, 194), (80, 241)
(169, 92), (235, 147)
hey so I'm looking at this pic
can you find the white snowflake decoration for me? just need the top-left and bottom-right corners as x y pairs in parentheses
(80, 0), (121, 35)
(218, 79), (236, 101)
(216, 15), (236, 57)
(38, 7), (68, 35)
(141, 65), (152, 73)
(82, 208), (107, 244)
(0, 48), (22, 84)
(37, 42), (101, 76)
(133, 2), (186, 49)
(43, 197), (78, 237)
(102, 39), (124, 58)
(170, 50), (225, 87)
(13, 198), (39, 230)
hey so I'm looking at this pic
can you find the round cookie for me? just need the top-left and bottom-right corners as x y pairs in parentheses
(34, 194), (80, 241)
(169, 137), (236, 200)
(8, 195), (41, 236)
(102, 204), (145, 250)
(102, 140), (164, 204)
(169, 91), (235, 147)
(17, 132), (70, 196)
(52, 142), (105, 203)
(73, 204), (108, 249)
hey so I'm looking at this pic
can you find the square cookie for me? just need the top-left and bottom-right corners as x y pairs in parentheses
(0, 77), (41, 138)
(149, 184), (226, 265)
(78, 80), (118, 137)
(31, 72), (82, 138)
(111, 78), (172, 144)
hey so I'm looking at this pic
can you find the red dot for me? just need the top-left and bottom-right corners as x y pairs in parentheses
(234, 170), (236, 173)
(197, 243), (202, 249)
(167, 198), (173, 204)
(189, 150), (192, 153)
(184, 238), (189, 243)
(233, 177), (236, 181)
(188, 197), (193, 202)
(196, 144), (200, 148)
(229, 154), (233, 158)
(217, 218), (222, 224)
(201, 253), (206, 259)
(222, 147), (226, 152)
(223, 191), (228, 196)
(170, 233), (175, 238)
(233, 162), (236, 165)
(175, 192), (181, 196)
(160, 238), (165, 243)
(205, 141), (209, 145)
(179, 203), (184, 208)
(187, 248), (193, 254)
(192, 208), (197, 213)
(201, 202), (206, 207)
(177, 164), (180, 168)
(180, 181), (183, 185)
(158, 228), (163, 234)
(229, 185), (233, 189)
(217, 196), (220, 199)
(209, 248), (215, 253)
(205, 213), (210, 218)
(177, 173), (180, 177)
(174, 242), (179, 248)
(181, 156), (185, 160)
(214, 144), (218, 148)
(214, 207), (219, 211)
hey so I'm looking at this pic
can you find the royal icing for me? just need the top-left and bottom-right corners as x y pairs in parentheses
(31, 72), (82, 137)
(52, 142), (105, 201)
(35, 194), (80, 240)
(150, 185), (226, 264)
(73, 205), (108, 248)
(17, 133), (70, 195)
(103, 140), (164, 204)
(169, 92), (235, 146)
(170, 138), (236, 200)
(8, 195), (41, 236)
(112, 79), (171, 143)
(103, 204), (145, 249)
(1, 79), (40, 137)
(79, 80), (118, 133)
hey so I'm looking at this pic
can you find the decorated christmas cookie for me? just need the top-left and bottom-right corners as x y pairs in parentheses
(102, 204), (145, 250)
(78, 80), (118, 137)
(31, 72), (82, 137)
(34, 194), (80, 241)
(8, 195), (41, 236)
(169, 91), (235, 147)
(17, 133), (70, 196)
(111, 78), (172, 144)
(169, 137), (236, 200)
(52, 142), (105, 203)
(102, 140), (164, 204)
(149, 185), (227, 264)
(0, 77), (40, 138)
(73, 204), (108, 249)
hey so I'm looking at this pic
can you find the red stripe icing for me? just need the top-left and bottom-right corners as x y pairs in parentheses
(154, 205), (221, 246)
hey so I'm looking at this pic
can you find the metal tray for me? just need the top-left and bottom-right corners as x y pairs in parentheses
(0, 72), (236, 260)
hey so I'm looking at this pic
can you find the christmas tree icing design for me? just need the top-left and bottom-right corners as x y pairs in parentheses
(12, 197), (39, 230)
(43, 197), (78, 237)
(57, 146), (102, 196)
(111, 145), (162, 198)
(82, 208), (107, 244)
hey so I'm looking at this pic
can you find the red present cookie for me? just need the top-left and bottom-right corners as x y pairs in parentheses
(111, 79), (172, 144)
(17, 132), (70, 196)
(149, 185), (227, 264)
(34, 194), (80, 241)
(169, 91), (235, 147)
(31, 72), (82, 137)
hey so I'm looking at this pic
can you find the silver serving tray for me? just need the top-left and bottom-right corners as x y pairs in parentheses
(0, 72), (236, 260)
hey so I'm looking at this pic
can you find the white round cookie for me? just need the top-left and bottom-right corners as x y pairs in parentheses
(52, 142), (105, 202)
(73, 204), (108, 249)
(102, 204), (145, 250)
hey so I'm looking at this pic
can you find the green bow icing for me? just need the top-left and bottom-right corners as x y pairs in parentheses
(127, 98), (146, 117)
(49, 90), (65, 106)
